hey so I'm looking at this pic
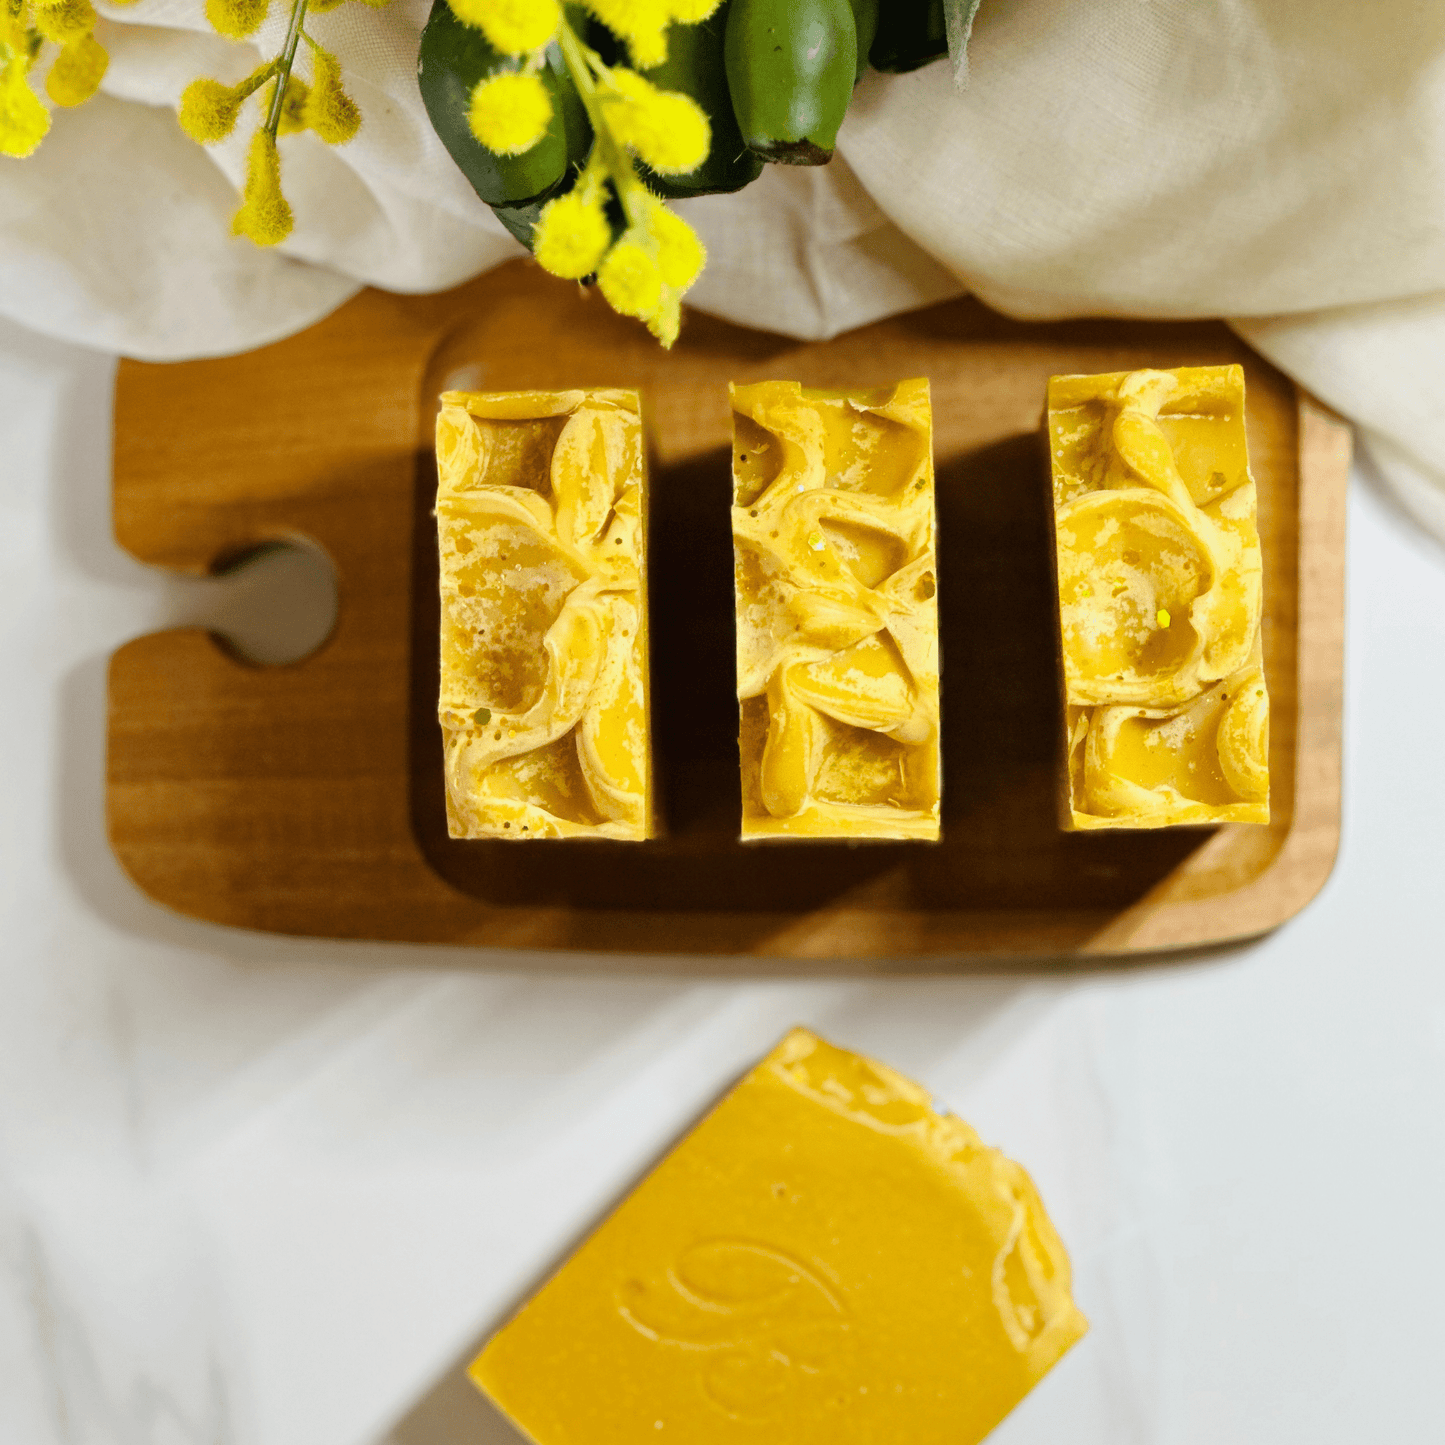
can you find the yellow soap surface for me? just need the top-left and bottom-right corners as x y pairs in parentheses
(471, 1028), (1086, 1445)
(436, 389), (653, 840)
(1047, 365), (1270, 829)
(731, 380), (941, 840)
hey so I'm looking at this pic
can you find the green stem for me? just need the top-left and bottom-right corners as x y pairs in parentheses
(264, 0), (309, 139)
(555, 18), (650, 231)
(238, 58), (280, 102)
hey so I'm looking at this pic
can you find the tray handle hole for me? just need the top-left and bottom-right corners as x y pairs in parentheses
(205, 537), (339, 667)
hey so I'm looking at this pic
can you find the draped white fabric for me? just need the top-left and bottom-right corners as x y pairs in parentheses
(3, 0), (1443, 532)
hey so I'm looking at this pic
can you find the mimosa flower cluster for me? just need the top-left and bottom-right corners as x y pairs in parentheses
(1, 0), (376, 245)
(180, 0), (380, 244)
(1, 0), (118, 157)
(457, 0), (715, 347)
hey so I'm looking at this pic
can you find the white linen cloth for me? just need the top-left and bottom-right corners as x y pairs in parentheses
(2, 0), (1444, 534)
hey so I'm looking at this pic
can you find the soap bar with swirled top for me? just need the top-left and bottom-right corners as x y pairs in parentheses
(1047, 366), (1271, 829)
(436, 389), (654, 840)
(731, 380), (941, 840)
(469, 1026), (1087, 1445)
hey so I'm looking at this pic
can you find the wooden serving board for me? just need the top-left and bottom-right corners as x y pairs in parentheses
(107, 261), (1348, 963)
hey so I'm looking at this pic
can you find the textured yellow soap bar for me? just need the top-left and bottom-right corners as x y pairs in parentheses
(436, 389), (654, 840)
(470, 1027), (1086, 1445)
(731, 380), (941, 840)
(1047, 365), (1270, 830)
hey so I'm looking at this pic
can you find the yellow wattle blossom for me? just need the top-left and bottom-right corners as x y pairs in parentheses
(178, 76), (247, 143)
(1, 0), (129, 151)
(174, 0), (383, 247)
(3, 0), (380, 240)
(607, 68), (707, 174)
(468, 69), (551, 154)
(448, 0), (560, 56)
(32, 0), (95, 45)
(46, 31), (107, 105)
(585, 0), (670, 67)
(504, 7), (713, 346)
(0, 57), (50, 158)
(268, 71), (310, 135)
(533, 186), (611, 278)
(232, 128), (293, 246)
(302, 41), (360, 145)
(206, 0), (268, 41)
(647, 203), (704, 288)
(598, 237), (662, 318)
(664, 0), (719, 19)
(645, 290), (680, 346)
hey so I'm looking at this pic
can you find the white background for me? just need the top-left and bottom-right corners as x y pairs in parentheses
(2, 310), (1443, 1445)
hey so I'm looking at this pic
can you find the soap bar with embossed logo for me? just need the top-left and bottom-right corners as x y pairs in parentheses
(469, 1027), (1086, 1443)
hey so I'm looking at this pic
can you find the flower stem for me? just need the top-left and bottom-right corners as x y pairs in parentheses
(555, 18), (649, 231)
(264, 0), (309, 139)
(239, 59), (281, 102)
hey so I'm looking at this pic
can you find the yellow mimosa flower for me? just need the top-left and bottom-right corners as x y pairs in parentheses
(46, 32), (108, 106)
(206, 0), (268, 41)
(232, 128), (293, 245)
(647, 204), (704, 288)
(607, 68), (707, 174)
(448, 0), (560, 56)
(646, 291), (680, 347)
(533, 187), (612, 278)
(263, 72), (310, 135)
(598, 237), (662, 318)
(468, 69), (551, 154)
(302, 42), (360, 144)
(665, 0), (718, 18)
(0, 59), (49, 158)
(585, 0), (670, 68)
(178, 77), (246, 143)
(33, 0), (97, 46)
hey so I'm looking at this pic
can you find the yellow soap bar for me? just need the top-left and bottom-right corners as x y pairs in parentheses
(470, 1027), (1086, 1445)
(436, 389), (654, 840)
(731, 380), (941, 841)
(1047, 365), (1270, 830)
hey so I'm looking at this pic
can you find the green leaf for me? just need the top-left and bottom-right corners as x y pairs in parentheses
(417, 0), (589, 212)
(944, 0), (984, 88)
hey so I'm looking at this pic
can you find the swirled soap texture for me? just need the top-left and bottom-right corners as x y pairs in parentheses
(436, 389), (654, 840)
(469, 1027), (1087, 1445)
(1048, 366), (1270, 829)
(731, 380), (941, 840)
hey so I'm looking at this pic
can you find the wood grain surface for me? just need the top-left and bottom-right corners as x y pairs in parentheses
(107, 261), (1349, 964)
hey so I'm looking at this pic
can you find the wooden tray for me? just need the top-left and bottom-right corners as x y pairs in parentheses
(107, 261), (1348, 963)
